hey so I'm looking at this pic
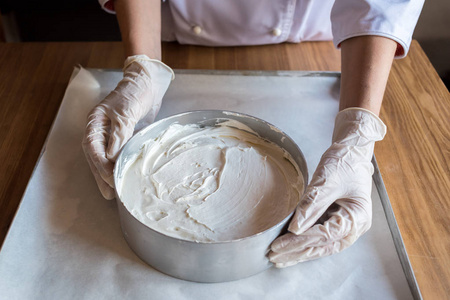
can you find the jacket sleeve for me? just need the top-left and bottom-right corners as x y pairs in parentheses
(331, 0), (424, 58)
(98, 0), (116, 14)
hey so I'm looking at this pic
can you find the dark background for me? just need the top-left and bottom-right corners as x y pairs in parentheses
(0, 0), (121, 41)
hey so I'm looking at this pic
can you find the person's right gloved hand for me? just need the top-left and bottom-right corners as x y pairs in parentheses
(269, 108), (386, 267)
(82, 55), (174, 199)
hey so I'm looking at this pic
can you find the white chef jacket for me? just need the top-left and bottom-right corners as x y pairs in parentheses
(99, 0), (423, 58)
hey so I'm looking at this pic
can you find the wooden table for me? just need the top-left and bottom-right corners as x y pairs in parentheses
(0, 41), (448, 299)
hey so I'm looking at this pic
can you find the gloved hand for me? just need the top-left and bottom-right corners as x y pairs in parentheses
(269, 107), (387, 267)
(82, 55), (174, 199)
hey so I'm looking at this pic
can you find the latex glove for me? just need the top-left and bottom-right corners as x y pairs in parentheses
(269, 108), (387, 267)
(82, 55), (174, 199)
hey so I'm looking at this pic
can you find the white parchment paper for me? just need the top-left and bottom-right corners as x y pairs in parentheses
(0, 68), (413, 300)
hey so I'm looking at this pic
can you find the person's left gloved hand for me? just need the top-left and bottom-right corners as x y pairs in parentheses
(269, 108), (386, 267)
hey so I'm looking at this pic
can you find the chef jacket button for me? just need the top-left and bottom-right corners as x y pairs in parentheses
(193, 25), (202, 35)
(271, 28), (282, 37)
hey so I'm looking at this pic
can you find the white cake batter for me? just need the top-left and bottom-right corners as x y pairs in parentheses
(119, 120), (303, 242)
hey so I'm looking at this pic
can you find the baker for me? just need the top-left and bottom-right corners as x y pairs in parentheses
(82, 0), (424, 267)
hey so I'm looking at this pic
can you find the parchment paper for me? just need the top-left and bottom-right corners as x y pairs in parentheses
(0, 68), (413, 299)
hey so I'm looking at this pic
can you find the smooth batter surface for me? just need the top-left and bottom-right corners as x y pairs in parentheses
(119, 121), (303, 242)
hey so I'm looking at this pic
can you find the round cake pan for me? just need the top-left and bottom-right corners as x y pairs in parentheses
(114, 110), (308, 283)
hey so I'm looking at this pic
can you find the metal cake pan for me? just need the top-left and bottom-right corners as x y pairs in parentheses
(114, 110), (308, 283)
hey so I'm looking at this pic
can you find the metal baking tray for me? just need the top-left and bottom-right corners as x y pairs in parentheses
(0, 68), (422, 299)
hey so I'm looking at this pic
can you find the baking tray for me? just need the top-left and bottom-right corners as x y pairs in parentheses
(0, 68), (421, 299)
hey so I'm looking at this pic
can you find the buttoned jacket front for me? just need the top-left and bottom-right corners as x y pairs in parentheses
(99, 0), (424, 58)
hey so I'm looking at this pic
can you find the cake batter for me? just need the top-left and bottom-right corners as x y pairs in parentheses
(119, 120), (303, 242)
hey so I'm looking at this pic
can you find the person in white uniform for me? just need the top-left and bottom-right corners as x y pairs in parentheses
(82, 0), (424, 267)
